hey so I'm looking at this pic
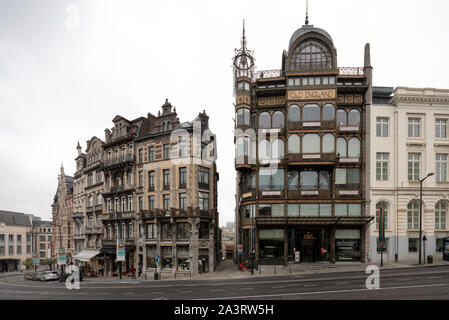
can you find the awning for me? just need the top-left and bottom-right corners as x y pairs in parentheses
(74, 250), (100, 262)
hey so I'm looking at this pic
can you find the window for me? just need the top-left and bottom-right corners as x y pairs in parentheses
(199, 222), (209, 239)
(319, 171), (331, 190)
(121, 196), (125, 212)
(128, 223), (134, 239)
(322, 104), (335, 121)
(302, 134), (320, 153)
(271, 139), (284, 160)
(376, 153), (389, 181)
(335, 204), (362, 217)
(177, 223), (191, 240)
(408, 238), (419, 252)
(236, 108), (250, 126)
(40, 235), (46, 242)
(348, 110), (360, 126)
(163, 169), (170, 189)
(179, 167), (186, 188)
(288, 135), (300, 154)
(106, 198), (111, 213)
(348, 138), (360, 158)
(436, 238), (445, 252)
(149, 146), (155, 162)
(163, 195), (170, 211)
(163, 143), (170, 160)
(272, 111), (285, 128)
(88, 195), (93, 207)
(179, 193), (187, 212)
(376, 118), (389, 137)
(148, 196), (155, 211)
(408, 118), (421, 137)
(138, 171), (143, 187)
(337, 110), (347, 127)
(435, 201), (447, 230)
(302, 104), (320, 122)
(337, 138), (347, 157)
(258, 139), (271, 162)
(288, 105), (300, 122)
(198, 166), (209, 188)
(147, 224), (157, 239)
(300, 171), (318, 190)
(436, 154), (447, 182)
(161, 223), (172, 240)
(407, 201), (420, 230)
(126, 170), (131, 185)
(199, 192), (209, 214)
(96, 170), (101, 183)
(178, 140), (187, 158)
(138, 149), (143, 163)
(408, 153), (420, 181)
(376, 202), (389, 230)
(335, 168), (360, 189)
(287, 171), (299, 190)
(259, 112), (271, 129)
(137, 196), (142, 211)
(436, 119), (447, 138)
(289, 39), (333, 72)
(322, 134), (335, 153)
(148, 171), (155, 191)
(97, 193), (102, 205)
(259, 168), (284, 191)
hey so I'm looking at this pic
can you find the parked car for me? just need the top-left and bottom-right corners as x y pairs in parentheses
(24, 271), (34, 280)
(31, 272), (44, 281)
(39, 271), (60, 281)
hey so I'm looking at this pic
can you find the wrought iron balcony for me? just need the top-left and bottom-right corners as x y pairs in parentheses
(101, 154), (135, 170)
(85, 227), (103, 235)
(256, 69), (282, 79)
(338, 67), (364, 76)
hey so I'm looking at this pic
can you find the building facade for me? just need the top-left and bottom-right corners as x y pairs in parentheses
(135, 100), (219, 276)
(0, 211), (33, 271)
(31, 217), (53, 260)
(51, 166), (74, 261)
(370, 87), (449, 262)
(233, 20), (373, 267)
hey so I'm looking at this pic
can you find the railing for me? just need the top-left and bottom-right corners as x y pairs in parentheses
(103, 184), (134, 194)
(198, 182), (209, 190)
(338, 67), (364, 76)
(101, 154), (135, 169)
(256, 69), (282, 79)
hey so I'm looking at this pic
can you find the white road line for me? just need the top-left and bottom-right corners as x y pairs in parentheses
(200, 283), (448, 300)
(180, 290), (192, 293)
(151, 291), (163, 294)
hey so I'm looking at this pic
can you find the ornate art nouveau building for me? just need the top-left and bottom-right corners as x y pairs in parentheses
(233, 20), (373, 266)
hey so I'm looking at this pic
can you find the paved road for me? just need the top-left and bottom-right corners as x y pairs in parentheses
(0, 265), (448, 300)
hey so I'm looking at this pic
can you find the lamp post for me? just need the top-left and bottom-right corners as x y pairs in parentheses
(419, 172), (434, 265)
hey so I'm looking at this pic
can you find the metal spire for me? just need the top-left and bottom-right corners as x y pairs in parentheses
(305, 0), (309, 25)
(241, 19), (246, 51)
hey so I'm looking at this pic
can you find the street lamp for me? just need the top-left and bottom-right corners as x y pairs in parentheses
(419, 172), (434, 265)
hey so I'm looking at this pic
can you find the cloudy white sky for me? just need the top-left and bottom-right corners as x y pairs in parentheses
(0, 0), (448, 226)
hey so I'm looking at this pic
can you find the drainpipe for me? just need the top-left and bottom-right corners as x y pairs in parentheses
(394, 109), (399, 262)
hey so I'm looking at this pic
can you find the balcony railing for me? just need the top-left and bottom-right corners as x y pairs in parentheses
(101, 154), (135, 169)
(256, 69), (282, 79)
(338, 67), (364, 76)
(103, 184), (134, 194)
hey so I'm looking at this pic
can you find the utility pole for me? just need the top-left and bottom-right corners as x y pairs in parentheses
(419, 173), (434, 265)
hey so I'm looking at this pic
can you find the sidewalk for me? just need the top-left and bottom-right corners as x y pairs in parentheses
(81, 260), (449, 283)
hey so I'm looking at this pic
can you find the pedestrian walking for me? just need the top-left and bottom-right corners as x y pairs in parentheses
(131, 265), (136, 279)
(138, 265), (142, 278)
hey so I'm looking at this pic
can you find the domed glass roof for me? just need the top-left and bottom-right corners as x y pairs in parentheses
(289, 24), (333, 50)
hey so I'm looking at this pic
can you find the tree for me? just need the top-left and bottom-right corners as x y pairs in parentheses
(22, 259), (33, 269)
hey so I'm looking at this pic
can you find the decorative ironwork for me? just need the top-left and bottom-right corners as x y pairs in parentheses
(255, 69), (282, 79)
(101, 154), (135, 169)
(233, 20), (255, 96)
(338, 67), (364, 76)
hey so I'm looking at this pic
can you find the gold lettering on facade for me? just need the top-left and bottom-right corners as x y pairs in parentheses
(288, 89), (336, 101)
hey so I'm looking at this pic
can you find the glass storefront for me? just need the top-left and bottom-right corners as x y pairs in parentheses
(288, 229), (330, 262)
(335, 229), (361, 261)
(177, 245), (190, 271)
(259, 229), (284, 262)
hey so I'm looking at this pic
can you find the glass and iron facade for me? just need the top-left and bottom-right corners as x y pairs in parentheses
(233, 22), (373, 266)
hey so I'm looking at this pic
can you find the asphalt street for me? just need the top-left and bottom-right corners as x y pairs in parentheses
(0, 265), (448, 300)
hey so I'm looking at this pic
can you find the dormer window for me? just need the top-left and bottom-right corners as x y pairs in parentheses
(290, 40), (333, 73)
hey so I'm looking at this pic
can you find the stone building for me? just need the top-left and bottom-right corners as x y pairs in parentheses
(73, 137), (105, 275)
(135, 100), (219, 276)
(369, 87), (449, 262)
(31, 217), (53, 260)
(233, 18), (373, 267)
(51, 166), (74, 262)
(100, 115), (145, 276)
(0, 210), (32, 271)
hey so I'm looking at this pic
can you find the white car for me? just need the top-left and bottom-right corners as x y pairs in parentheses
(39, 271), (60, 281)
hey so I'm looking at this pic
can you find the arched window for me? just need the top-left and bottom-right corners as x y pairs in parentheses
(272, 139), (284, 160)
(407, 201), (420, 230)
(290, 40), (333, 72)
(258, 139), (271, 161)
(435, 201), (447, 230)
(288, 105), (300, 122)
(348, 110), (361, 126)
(322, 134), (335, 153)
(167, 121), (171, 130)
(302, 104), (320, 122)
(288, 135), (300, 154)
(376, 202), (389, 230)
(303, 134), (320, 153)
(337, 138), (347, 157)
(97, 194), (102, 205)
(337, 110), (347, 127)
(272, 111), (285, 128)
(322, 104), (335, 121)
(348, 138), (360, 158)
(259, 112), (271, 129)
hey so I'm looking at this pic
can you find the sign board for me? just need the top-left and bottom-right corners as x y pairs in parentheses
(295, 251), (300, 263)
(57, 247), (66, 265)
(32, 253), (40, 266)
(155, 255), (159, 263)
(117, 239), (126, 262)
(238, 244), (243, 255)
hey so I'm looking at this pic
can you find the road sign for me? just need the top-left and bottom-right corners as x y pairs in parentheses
(155, 255), (159, 263)
(238, 244), (242, 255)
(57, 247), (66, 265)
(117, 239), (126, 262)
(32, 253), (40, 266)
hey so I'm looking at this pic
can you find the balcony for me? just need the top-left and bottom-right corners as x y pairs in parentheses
(85, 227), (103, 235)
(256, 69), (282, 80)
(72, 212), (84, 218)
(287, 190), (332, 199)
(338, 67), (364, 76)
(103, 184), (134, 195)
(198, 182), (209, 190)
(101, 154), (135, 170)
(287, 153), (336, 164)
(102, 239), (135, 248)
(103, 210), (136, 221)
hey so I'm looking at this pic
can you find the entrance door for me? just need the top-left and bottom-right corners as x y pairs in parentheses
(299, 239), (316, 262)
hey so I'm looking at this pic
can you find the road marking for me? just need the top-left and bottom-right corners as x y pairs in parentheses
(124, 292), (135, 295)
(180, 290), (192, 293)
(240, 288), (253, 290)
(397, 279), (411, 281)
(427, 276), (443, 279)
(153, 296), (167, 300)
(335, 282), (349, 285)
(210, 289), (223, 292)
(304, 284), (317, 287)
(200, 283), (449, 300)
(99, 293), (110, 295)
(272, 286), (286, 289)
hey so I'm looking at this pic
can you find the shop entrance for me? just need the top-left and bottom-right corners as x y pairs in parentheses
(289, 229), (330, 263)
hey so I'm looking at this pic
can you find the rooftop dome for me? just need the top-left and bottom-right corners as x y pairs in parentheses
(288, 24), (333, 50)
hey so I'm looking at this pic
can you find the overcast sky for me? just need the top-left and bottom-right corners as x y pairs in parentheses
(0, 0), (448, 226)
